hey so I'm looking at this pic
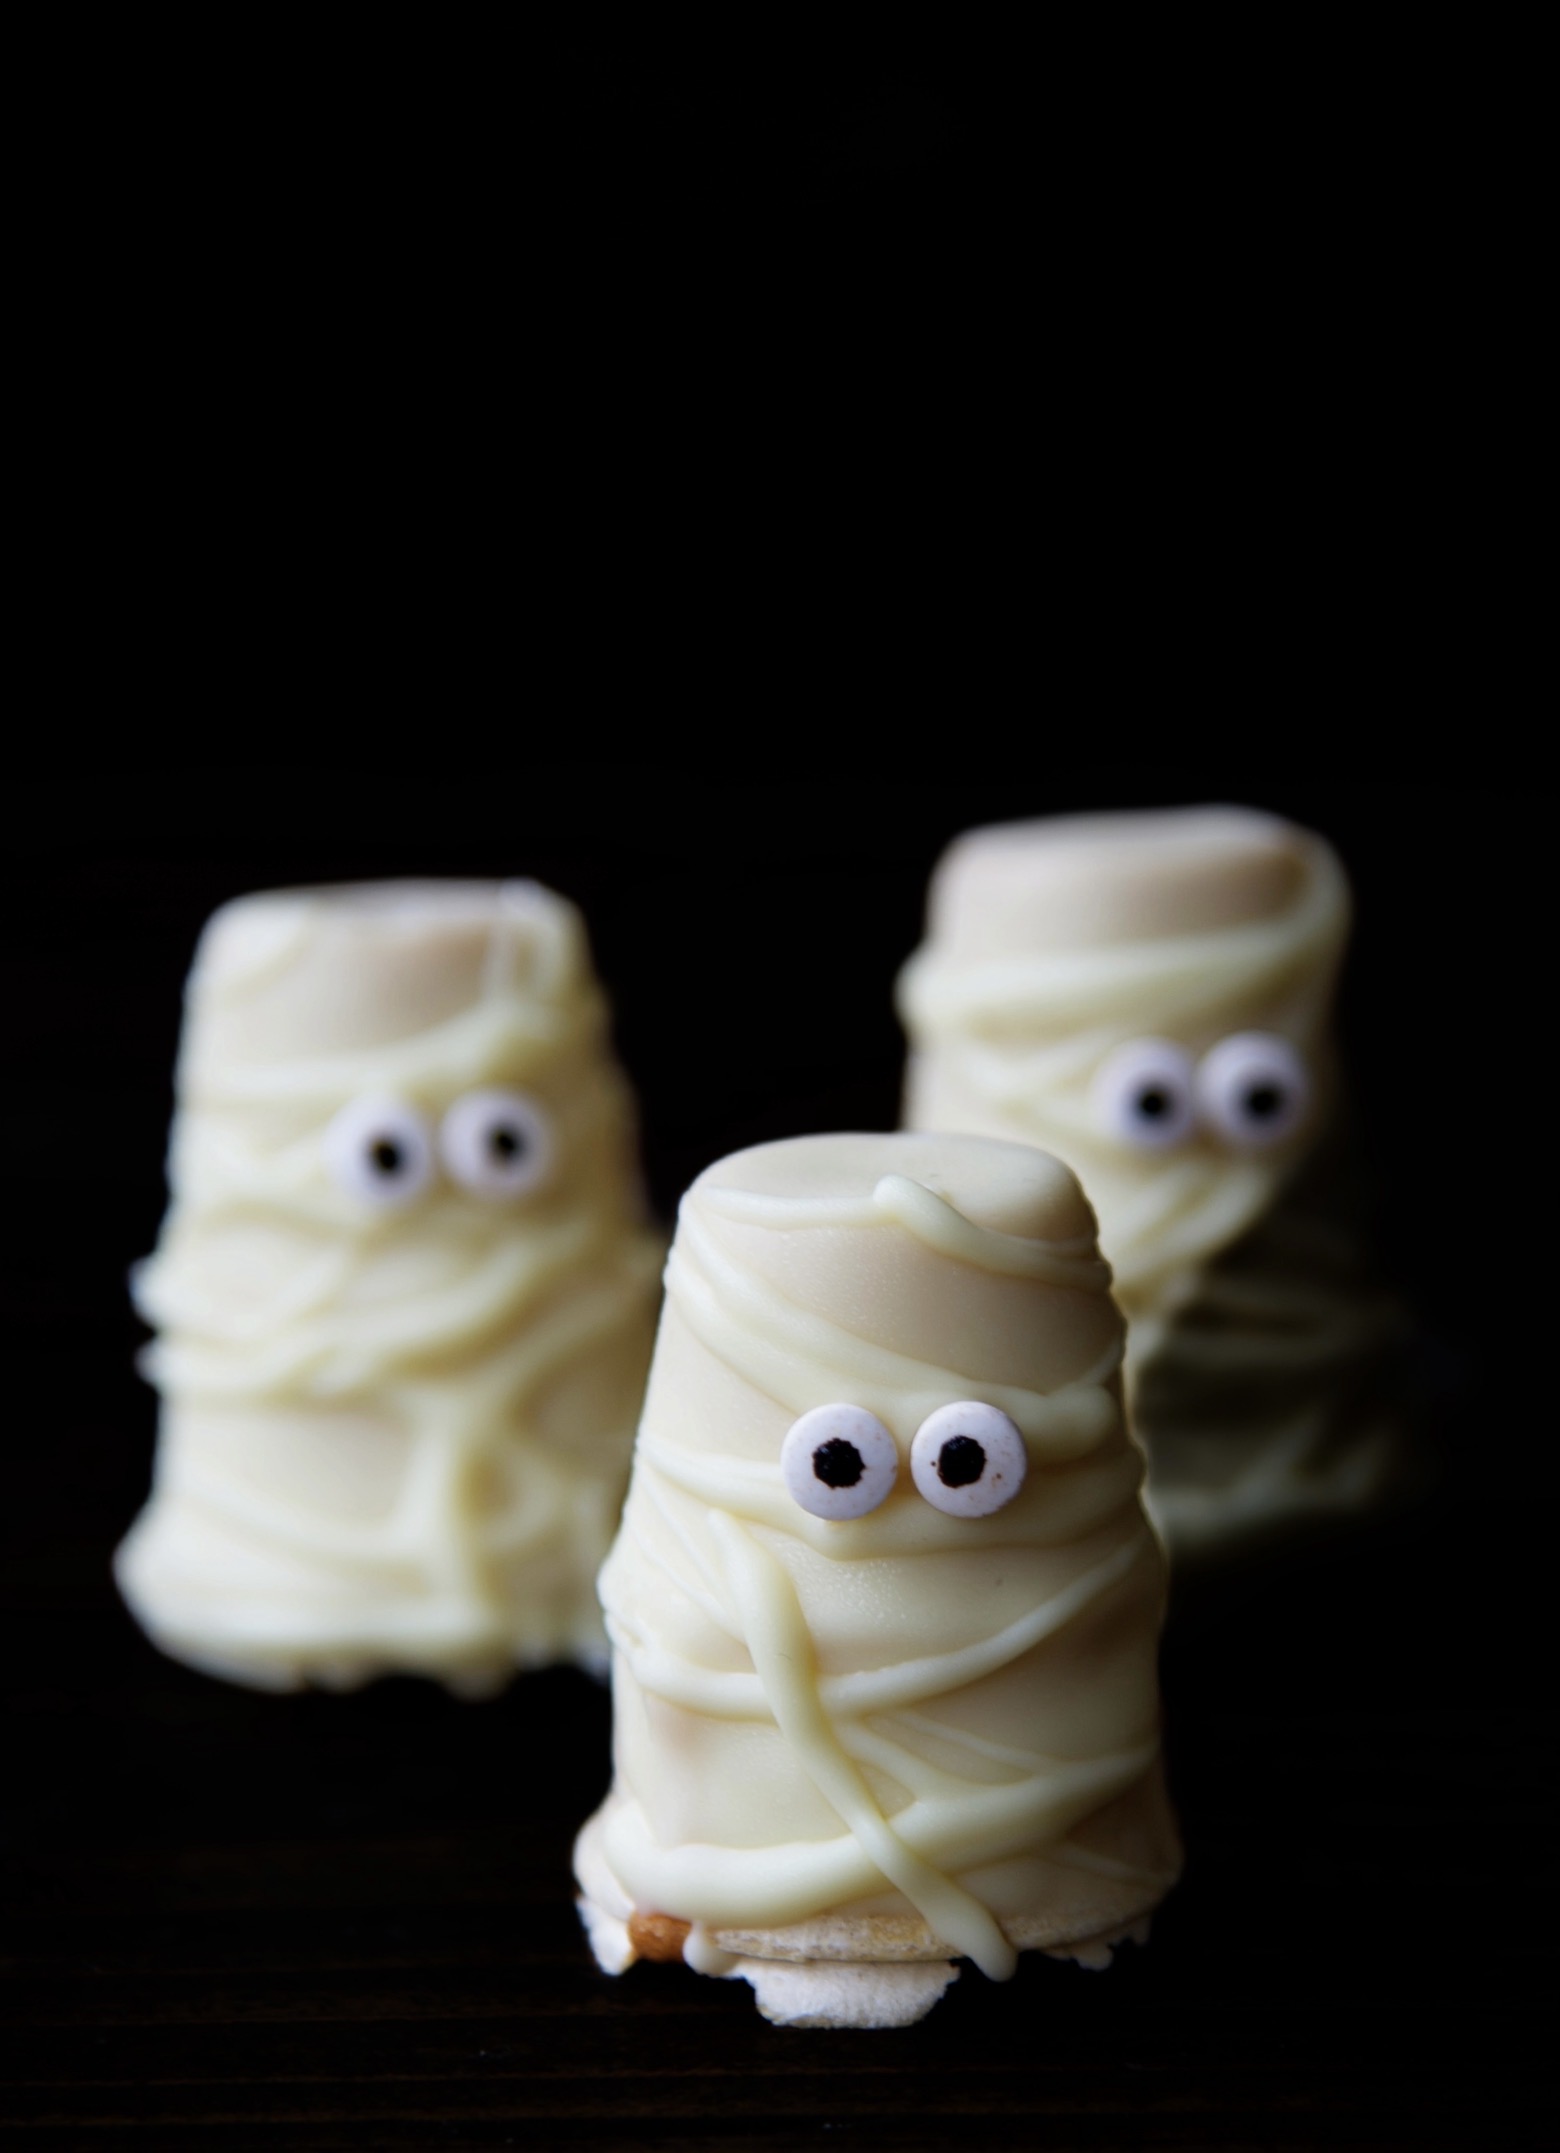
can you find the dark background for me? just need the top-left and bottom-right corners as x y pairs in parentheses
(0, 771), (1552, 2151)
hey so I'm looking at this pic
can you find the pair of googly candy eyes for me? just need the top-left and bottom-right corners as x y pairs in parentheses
(780, 1401), (1027, 1522)
(323, 1089), (553, 1210)
(1093, 1032), (1311, 1154)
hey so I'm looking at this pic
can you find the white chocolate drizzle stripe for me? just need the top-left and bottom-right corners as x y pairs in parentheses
(889, 1709), (1065, 1775)
(702, 1177), (1109, 1290)
(633, 1475), (745, 1643)
(844, 1721), (1023, 1798)
(145, 1268), (647, 1593)
(607, 1529), (1151, 1721)
(140, 1207), (595, 1342)
(600, 1742), (1156, 1934)
(873, 1174), (1108, 1286)
(140, 1224), (638, 1403)
(710, 1510), (1017, 1982)
(182, 996), (601, 1109)
(130, 1242), (361, 1344)
(668, 1216), (1122, 1456)
(167, 1430), (574, 1575)
(898, 842), (1349, 1040)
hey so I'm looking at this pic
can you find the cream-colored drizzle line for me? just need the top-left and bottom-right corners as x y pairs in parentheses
(668, 1210), (1121, 1459)
(606, 1175), (1157, 1975)
(162, 1268), (648, 1579)
(610, 1506), (1147, 1718)
(142, 1211), (607, 1392)
(181, 991), (598, 1110)
(702, 1175), (1110, 1291)
(709, 1509), (1015, 1981)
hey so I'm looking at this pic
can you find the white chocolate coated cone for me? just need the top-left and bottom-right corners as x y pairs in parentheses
(117, 881), (661, 1692)
(897, 807), (1404, 1558)
(575, 1132), (1180, 2027)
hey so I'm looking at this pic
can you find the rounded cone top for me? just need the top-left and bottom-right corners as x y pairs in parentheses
(189, 879), (590, 1063)
(696, 1130), (1097, 1246)
(926, 806), (1328, 960)
(680, 1132), (1117, 1398)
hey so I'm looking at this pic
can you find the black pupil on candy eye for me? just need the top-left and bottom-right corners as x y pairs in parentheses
(1135, 1086), (1171, 1120)
(370, 1138), (404, 1176)
(813, 1438), (864, 1489)
(1243, 1083), (1283, 1120)
(937, 1436), (986, 1488)
(489, 1124), (525, 1161)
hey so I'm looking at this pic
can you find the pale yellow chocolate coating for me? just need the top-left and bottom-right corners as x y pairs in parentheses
(116, 881), (661, 1690)
(897, 808), (1399, 1551)
(578, 1132), (1178, 1989)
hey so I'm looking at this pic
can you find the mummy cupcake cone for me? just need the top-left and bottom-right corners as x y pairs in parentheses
(116, 881), (662, 1692)
(897, 807), (1404, 1555)
(574, 1133), (1180, 2029)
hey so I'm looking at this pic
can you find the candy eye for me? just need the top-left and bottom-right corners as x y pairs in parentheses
(1197, 1032), (1311, 1150)
(910, 1403), (1028, 1518)
(780, 1405), (899, 1521)
(1091, 1038), (1198, 1151)
(324, 1094), (437, 1210)
(440, 1088), (554, 1199)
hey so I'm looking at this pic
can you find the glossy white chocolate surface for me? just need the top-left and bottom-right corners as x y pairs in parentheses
(898, 808), (1398, 1551)
(116, 881), (661, 1690)
(576, 1132), (1179, 2013)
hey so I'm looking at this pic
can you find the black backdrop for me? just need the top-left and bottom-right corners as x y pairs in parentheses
(1, 772), (1552, 2151)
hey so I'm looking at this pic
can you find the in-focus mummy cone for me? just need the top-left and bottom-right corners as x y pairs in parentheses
(897, 807), (1406, 1557)
(574, 1131), (1180, 2029)
(116, 880), (662, 1692)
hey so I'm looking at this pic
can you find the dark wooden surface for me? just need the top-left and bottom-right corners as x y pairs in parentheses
(1, 777), (1553, 2151)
